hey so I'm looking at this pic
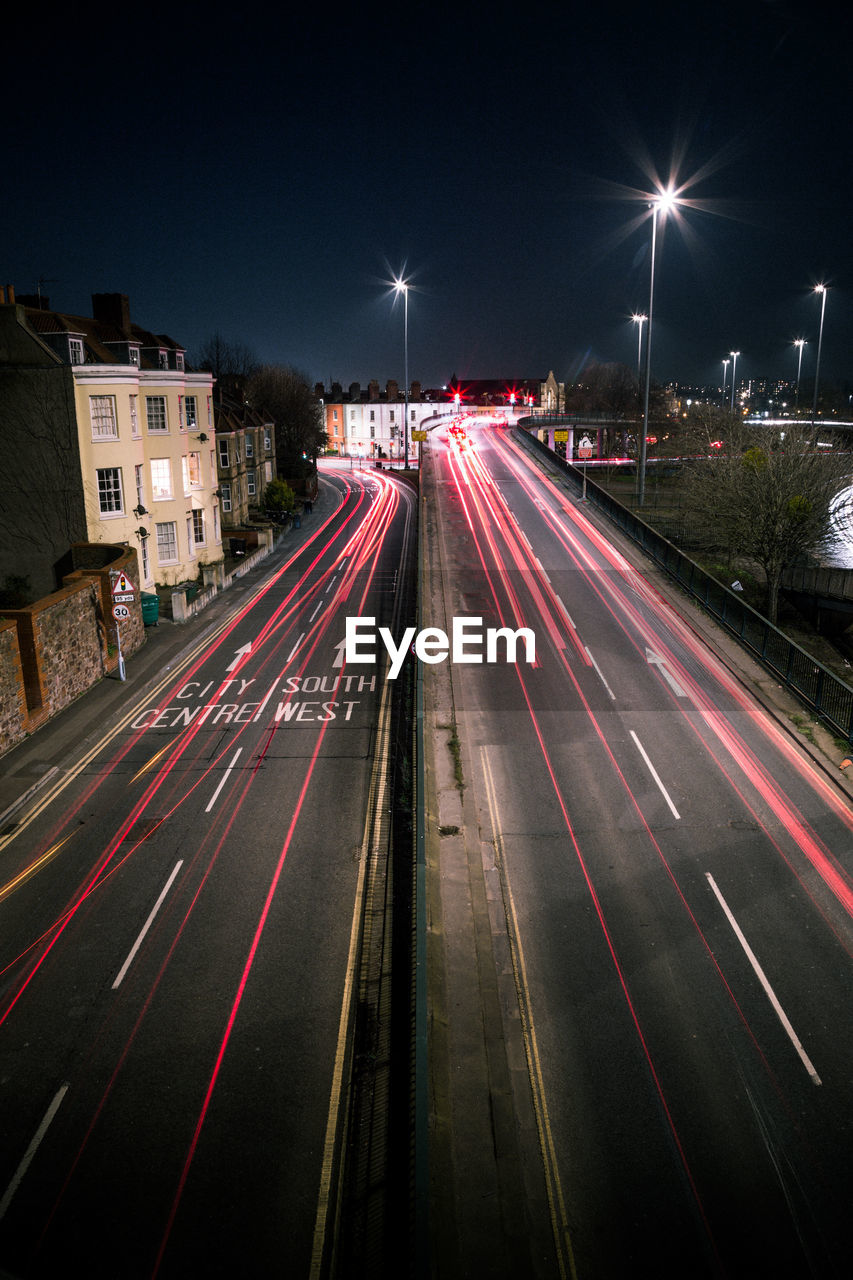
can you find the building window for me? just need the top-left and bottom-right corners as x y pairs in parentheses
(158, 350), (169, 370)
(182, 452), (201, 491)
(128, 346), (140, 366)
(150, 458), (172, 501)
(185, 395), (198, 428)
(146, 396), (168, 432)
(247, 469), (256, 496)
(135, 463), (145, 509)
(264, 431), (271, 451)
(233, 437), (241, 464)
(210, 449), (217, 483)
(213, 504), (221, 543)
(97, 467), (124, 515)
(333, 409), (339, 421)
(176, 353), (185, 371)
(140, 534), (150, 580)
(218, 439), (230, 468)
(220, 483), (232, 512)
(192, 509), (205, 545)
(390, 410), (395, 422)
(69, 337), (84, 364)
(90, 395), (118, 440)
(129, 394), (139, 437)
(369, 410), (375, 422)
(156, 521), (178, 564)
(245, 435), (253, 458)
(186, 516), (195, 558)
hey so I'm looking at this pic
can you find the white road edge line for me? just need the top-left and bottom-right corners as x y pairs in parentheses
(112, 859), (184, 990)
(205, 748), (243, 814)
(705, 873), (821, 1086)
(0, 1082), (69, 1221)
(585, 647), (616, 700)
(629, 730), (680, 819)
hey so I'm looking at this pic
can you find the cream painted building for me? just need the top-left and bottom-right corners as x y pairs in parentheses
(22, 292), (222, 587)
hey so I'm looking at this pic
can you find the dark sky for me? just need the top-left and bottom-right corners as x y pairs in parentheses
(5, 0), (851, 393)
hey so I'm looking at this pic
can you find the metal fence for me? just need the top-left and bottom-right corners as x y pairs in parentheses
(518, 427), (853, 744)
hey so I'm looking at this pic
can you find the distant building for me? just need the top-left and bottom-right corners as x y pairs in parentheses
(4, 289), (222, 589)
(315, 379), (439, 459)
(213, 394), (276, 528)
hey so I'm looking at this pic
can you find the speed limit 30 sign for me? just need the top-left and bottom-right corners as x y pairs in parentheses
(113, 604), (131, 622)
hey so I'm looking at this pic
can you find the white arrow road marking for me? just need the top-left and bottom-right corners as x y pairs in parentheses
(646, 648), (687, 697)
(226, 643), (252, 672)
(333, 638), (347, 669)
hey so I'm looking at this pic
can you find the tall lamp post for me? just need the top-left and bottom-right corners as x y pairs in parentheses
(793, 338), (807, 413)
(393, 275), (410, 465)
(631, 312), (647, 381)
(811, 284), (828, 425)
(639, 188), (678, 506)
(729, 350), (740, 413)
(721, 357), (730, 409)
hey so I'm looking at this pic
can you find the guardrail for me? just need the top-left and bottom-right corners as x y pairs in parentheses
(517, 428), (853, 744)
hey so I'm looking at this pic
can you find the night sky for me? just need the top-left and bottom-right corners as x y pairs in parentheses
(5, 0), (851, 393)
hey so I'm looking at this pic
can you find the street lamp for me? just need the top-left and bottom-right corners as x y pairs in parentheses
(631, 312), (647, 380)
(721, 358), (730, 409)
(812, 284), (828, 425)
(793, 338), (807, 413)
(639, 187), (679, 506)
(729, 351), (740, 412)
(393, 275), (410, 466)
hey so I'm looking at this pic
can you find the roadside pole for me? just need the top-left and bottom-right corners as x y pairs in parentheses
(109, 569), (135, 682)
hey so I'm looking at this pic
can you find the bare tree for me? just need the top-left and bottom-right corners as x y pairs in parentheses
(193, 333), (259, 402)
(245, 365), (326, 478)
(681, 417), (851, 623)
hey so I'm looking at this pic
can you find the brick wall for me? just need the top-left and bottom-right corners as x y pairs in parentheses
(0, 621), (27, 755)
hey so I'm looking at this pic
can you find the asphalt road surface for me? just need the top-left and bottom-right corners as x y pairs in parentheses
(425, 418), (853, 1279)
(0, 464), (416, 1279)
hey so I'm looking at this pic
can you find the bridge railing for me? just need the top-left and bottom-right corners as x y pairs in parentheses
(517, 427), (853, 744)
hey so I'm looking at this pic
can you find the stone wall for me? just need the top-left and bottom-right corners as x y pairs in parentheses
(0, 543), (146, 758)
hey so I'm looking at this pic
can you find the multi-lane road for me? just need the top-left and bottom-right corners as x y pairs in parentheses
(425, 418), (853, 1278)
(0, 464), (416, 1278)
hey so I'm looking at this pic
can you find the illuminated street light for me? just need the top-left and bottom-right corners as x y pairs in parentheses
(392, 275), (410, 465)
(639, 187), (679, 505)
(793, 338), (807, 413)
(729, 351), (740, 412)
(812, 284), (828, 425)
(721, 357), (730, 409)
(631, 312), (647, 380)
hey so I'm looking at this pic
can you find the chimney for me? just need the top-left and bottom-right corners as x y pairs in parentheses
(92, 292), (131, 333)
(3, 284), (15, 304)
(368, 380), (380, 402)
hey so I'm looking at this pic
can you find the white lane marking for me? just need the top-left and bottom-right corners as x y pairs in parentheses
(554, 596), (577, 629)
(287, 633), (305, 663)
(534, 556), (551, 584)
(0, 1083), (69, 1221)
(645, 648), (687, 697)
(706, 873), (821, 1086)
(309, 598), (324, 622)
(253, 679), (280, 723)
(585, 648), (616, 700)
(324, 574), (338, 594)
(112, 860), (184, 990)
(205, 748), (243, 814)
(629, 730), (681, 819)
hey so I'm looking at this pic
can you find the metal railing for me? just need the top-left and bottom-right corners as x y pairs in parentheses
(518, 427), (853, 744)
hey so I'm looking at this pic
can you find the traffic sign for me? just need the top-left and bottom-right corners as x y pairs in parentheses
(113, 593), (135, 603)
(113, 604), (131, 622)
(578, 435), (593, 460)
(112, 572), (133, 597)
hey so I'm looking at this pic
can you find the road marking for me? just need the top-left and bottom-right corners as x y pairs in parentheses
(554, 596), (577, 629)
(585, 647), (616, 700)
(287, 633), (305, 663)
(309, 598), (324, 622)
(0, 1083), (69, 1221)
(324, 574), (338, 594)
(226, 643), (252, 673)
(534, 556), (551, 584)
(112, 860), (184, 990)
(645, 647), (687, 697)
(706, 873), (821, 1086)
(205, 748), (243, 813)
(481, 747), (576, 1280)
(630, 730), (681, 819)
